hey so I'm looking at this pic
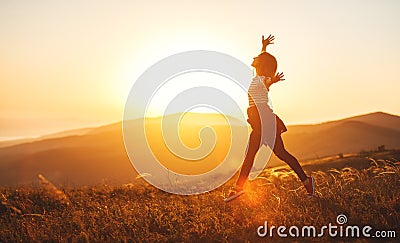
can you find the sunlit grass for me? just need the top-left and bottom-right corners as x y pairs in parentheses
(0, 152), (399, 241)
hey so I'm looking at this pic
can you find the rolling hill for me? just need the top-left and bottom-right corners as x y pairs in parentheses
(0, 126), (95, 148)
(0, 111), (399, 186)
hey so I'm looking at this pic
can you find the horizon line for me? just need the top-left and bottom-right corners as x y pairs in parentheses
(0, 110), (396, 143)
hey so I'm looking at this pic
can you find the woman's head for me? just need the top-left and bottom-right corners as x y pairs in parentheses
(251, 52), (277, 77)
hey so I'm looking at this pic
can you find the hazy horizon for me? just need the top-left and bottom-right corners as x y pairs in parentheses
(1, 110), (397, 142)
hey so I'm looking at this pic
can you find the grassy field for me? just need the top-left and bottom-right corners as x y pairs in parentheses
(1, 150), (399, 242)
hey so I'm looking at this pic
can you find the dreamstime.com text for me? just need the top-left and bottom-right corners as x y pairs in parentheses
(257, 214), (396, 239)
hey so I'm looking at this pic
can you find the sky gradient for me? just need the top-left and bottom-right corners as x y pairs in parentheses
(1, 0), (400, 138)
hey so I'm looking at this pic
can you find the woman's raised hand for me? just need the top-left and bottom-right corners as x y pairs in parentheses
(272, 72), (285, 84)
(261, 34), (275, 52)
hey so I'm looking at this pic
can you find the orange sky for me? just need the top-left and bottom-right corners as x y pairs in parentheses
(1, 1), (400, 138)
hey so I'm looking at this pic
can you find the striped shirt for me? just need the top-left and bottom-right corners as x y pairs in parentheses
(248, 76), (272, 108)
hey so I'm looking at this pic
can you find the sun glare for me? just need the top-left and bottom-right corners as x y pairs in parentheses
(145, 71), (248, 118)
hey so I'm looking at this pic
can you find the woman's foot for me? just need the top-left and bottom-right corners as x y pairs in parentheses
(302, 176), (315, 198)
(224, 186), (245, 202)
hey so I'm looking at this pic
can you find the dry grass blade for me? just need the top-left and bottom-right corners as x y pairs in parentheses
(1, 200), (22, 215)
(327, 168), (340, 174)
(378, 171), (396, 175)
(22, 213), (45, 218)
(38, 174), (70, 205)
(136, 173), (151, 179)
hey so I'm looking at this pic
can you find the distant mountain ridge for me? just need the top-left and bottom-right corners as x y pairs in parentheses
(288, 111), (400, 133)
(281, 111), (400, 160)
(0, 111), (399, 186)
(0, 127), (95, 148)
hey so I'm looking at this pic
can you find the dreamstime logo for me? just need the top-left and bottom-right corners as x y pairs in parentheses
(122, 50), (277, 195)
(336, 214), (347, 225)
(257, 214), (397, 238)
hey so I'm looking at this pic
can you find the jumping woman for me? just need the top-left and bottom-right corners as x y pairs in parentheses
(225, 34), (315, 202)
